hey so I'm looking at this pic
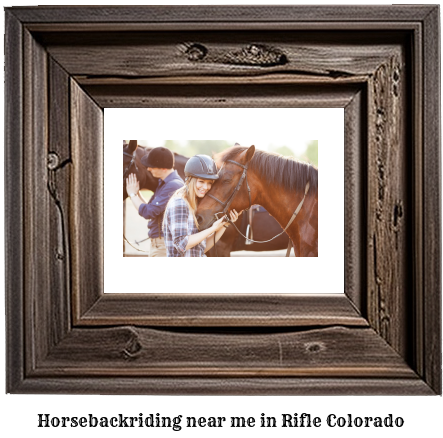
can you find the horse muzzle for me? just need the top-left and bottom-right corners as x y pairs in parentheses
(196, 212), (219, 230)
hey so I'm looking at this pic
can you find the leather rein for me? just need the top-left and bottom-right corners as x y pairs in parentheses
(207, 159), (310, 248)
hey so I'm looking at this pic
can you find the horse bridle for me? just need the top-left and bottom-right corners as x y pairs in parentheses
(206, 160), (252, 220)
(207, 159), (310, 246)
(123, 150), (139, 180)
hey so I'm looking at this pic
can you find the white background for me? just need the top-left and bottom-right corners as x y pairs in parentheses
(107, 108), (343, 294)
(1, 1), (442, 437)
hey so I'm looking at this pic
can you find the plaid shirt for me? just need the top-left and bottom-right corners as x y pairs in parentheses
(163, 197), (207, 257)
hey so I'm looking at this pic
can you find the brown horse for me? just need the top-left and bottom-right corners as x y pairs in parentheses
(196, 145), (318, 257)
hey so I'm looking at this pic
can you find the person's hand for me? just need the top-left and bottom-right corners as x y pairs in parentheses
(211, 215), (228, 232)
(211, 209), (242, 232)
(227, 209), (242, 224)
(126, 173), (140, 196)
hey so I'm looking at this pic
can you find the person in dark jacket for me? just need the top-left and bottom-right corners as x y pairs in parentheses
(125, 147), (183, 257)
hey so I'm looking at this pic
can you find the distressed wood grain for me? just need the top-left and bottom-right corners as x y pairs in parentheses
(23, 29), (50, 372)
(14, 376), (433, 396)
(48, 58), (72, 346)
(80, 294), (366, 327)
(83, 83), (361, 108)
(344, 90), (366, 313)
(422, 6), (441, 394)
(38, 326), (415, 378)
(9, 5), (436, 24)
(367, 50), (409, 358)
(70, 81), (104, 320)
(5, 10), (25, 393)
(41, 33), (401, 80)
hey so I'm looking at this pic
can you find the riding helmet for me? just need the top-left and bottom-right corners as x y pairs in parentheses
(142, 147), (175, 169)
(184, 155), (219, 180)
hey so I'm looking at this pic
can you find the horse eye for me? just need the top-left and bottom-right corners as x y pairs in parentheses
(223, 179), (232, 184)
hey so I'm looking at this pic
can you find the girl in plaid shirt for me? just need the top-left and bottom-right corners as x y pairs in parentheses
(163, 155), (240, 257)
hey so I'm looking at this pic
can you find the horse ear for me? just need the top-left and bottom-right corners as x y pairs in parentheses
(128, 140), (138, 153)
(245, 145), (255, 163)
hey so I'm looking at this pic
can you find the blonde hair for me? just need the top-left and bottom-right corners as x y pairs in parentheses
(164, 177), (200, 230)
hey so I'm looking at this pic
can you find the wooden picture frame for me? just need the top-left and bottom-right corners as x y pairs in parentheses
(5, 5), (441, 394)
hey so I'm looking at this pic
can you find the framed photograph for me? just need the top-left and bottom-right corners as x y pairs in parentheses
(119, 117), (323, 260)
(5, 5), (440, 394)
(115, 109), (339, 294)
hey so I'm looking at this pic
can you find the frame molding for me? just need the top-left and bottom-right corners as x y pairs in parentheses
(5, 6), (441, 394)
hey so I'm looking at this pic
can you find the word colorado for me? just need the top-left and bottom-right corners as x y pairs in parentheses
(281, 413), (404, 428)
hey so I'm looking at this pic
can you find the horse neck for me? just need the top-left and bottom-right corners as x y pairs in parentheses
(247, 165), (318, 256)
(250, 169), (314, 233)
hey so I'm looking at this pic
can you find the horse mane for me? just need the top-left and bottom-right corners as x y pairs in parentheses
(217, 146), (318, 195)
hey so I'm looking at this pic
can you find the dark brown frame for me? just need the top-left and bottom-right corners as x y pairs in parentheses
(5, 6), (441, 394)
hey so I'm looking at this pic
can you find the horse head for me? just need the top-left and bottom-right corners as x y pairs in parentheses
(123, 140), (157, 199)
(196, 145), (256, 230)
